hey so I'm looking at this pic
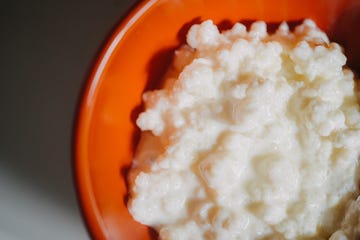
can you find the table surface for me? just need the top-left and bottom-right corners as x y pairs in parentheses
(0, 0), (136, 239)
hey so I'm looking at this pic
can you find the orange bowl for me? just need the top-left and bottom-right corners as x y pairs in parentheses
(75, 0), (360, 239)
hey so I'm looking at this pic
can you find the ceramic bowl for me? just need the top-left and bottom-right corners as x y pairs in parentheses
(75, 0), (360, 239)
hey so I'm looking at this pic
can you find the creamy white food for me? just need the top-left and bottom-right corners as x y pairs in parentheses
(127, 19), (360, 240)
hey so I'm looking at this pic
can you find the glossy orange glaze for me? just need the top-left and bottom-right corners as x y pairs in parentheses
(75, 0), (359, 239)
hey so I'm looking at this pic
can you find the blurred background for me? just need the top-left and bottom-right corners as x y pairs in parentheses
(0, 0), (136, 239)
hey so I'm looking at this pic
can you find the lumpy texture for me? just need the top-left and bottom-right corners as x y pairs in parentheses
(128, 19), (360, 240)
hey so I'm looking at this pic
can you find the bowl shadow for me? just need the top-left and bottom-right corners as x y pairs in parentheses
(329, 4), (360, 74)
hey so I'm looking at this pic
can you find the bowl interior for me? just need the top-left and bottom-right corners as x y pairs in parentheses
(76, 0), (359, 239)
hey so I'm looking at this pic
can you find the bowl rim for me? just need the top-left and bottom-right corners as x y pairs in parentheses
(74, 0), (157, 239)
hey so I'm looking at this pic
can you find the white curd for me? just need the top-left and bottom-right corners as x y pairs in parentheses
(128, 19), (360, 240)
